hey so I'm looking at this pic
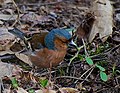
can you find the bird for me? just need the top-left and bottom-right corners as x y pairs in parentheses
(8, 28), (73, 68)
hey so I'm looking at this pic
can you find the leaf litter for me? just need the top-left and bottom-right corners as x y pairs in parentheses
(0, 0), (120, 93)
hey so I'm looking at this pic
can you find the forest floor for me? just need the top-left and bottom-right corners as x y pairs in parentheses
(0, 0), (120, 93)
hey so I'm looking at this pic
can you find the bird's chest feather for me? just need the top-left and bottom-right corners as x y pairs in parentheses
(30, 48), (67, 68)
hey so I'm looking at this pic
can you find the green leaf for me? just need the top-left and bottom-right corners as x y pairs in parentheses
(28, 89), (35, 93)
(78, 54), (84, 61)
(39, 79), (48, 88)
(112, 63), (116, 74)
(85, 56), (94, 65)
(100, 71), (108, 81)
(96, 64), (105, 71)
(11, 77), (18, 88)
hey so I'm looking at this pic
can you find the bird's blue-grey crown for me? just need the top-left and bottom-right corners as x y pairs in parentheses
(45, 28), (72, 50)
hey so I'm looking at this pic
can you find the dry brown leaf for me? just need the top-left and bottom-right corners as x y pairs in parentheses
(21, 13), (50, 23)
(15, 52), (33, 66)
(16, 87), (28, 93)
(89, 0), (113, 42)
(3, 9), (14, 15)
(75, 13), (95, 45)
(0, 50), (14, 56)
(0, 14), (23, 20)
(0, 0), (12, 4)
(0, 60), (21, 78)
(36, 89), (56, 93)
(2, 89), (11, 93)
(59, 87), (79, 93)
(0, 0), (4, 4)
(35, 90), (43, 93)
(0, 28), (15, 51)
(0, 61), (13, 78)
(4, 0), (12, 4)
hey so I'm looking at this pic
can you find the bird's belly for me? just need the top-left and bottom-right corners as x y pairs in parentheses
(30, 50), (66, 68)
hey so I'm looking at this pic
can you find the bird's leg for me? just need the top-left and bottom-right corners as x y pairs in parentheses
(47, 61), (53, 88)
(49, 61), (52, 81)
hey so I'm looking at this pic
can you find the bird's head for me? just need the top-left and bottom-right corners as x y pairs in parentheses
(44, 29), (72, 50)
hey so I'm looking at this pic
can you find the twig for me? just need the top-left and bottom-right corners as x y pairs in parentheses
(11, 0), (20, 27)
(55, 76), (89, 82)
(82, 38), (88, 56)
(95, 88), (108, 93)
(80, 67), (94, 84)
(74, 65), (95, 84)
(80, 65), (95, 79)
(68, 45), (84, 66)
(66, 45), (84, 73)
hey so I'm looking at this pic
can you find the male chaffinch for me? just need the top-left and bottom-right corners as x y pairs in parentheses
(9, 28), (73, 68)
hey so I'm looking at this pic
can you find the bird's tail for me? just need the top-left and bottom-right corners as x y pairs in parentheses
(8, 28), (31, 50)
(8, 28), (27, 40)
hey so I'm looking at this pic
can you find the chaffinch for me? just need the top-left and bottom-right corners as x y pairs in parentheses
(9, 28), (73, 68)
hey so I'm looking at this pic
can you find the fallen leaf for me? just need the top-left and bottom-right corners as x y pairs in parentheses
(0, 50), (14, 56)
(89, 0), (113, 42)
(59, 87), (79, 93)
(2, 89), (11, 93)
(3, 9), (14, 15)
(21, 13), (50, 22)
(35, 90), (43, 93)
(4, 0), (12, 4)
(0, 60), (22, 78)
(75, 13), (95, 44)
(0, 14), (23, 20)
(0, 61), (14, 78)
(0, 28), (15, 51)
(16, 87), (28, 93)
(15, 52), (33, 66)
(0, 0), (4, 5)
(35, 89), (56, 93)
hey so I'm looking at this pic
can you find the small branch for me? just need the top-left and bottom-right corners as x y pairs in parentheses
(66, 45), (84, 73)
(55, 76), (89, 82)
(82, 38), (88, 56)
(11, 0), (20, 27)
(68, 46), (84, 66)
(74, 65), (95, 84)
(80, 67), (94, 84)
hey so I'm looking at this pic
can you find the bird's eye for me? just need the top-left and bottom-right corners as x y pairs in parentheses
(61, 40), (68, 44)
(62, 41), (66, 43)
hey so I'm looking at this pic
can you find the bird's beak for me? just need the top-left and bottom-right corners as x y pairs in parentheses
(69, 40), (77, 47)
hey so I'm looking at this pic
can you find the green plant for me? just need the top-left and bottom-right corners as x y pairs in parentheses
(78, 54), (84, 61)
(67, 39), (108, 81)
(28, 89), (35, 93)
(58, 68), (65, 76)
(39, 79), (48, 88)
(11, 77), (19, 88)
(85, 56), (108, 81)
(112, 63), (120, 76)
(85, 56), (94, 65)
